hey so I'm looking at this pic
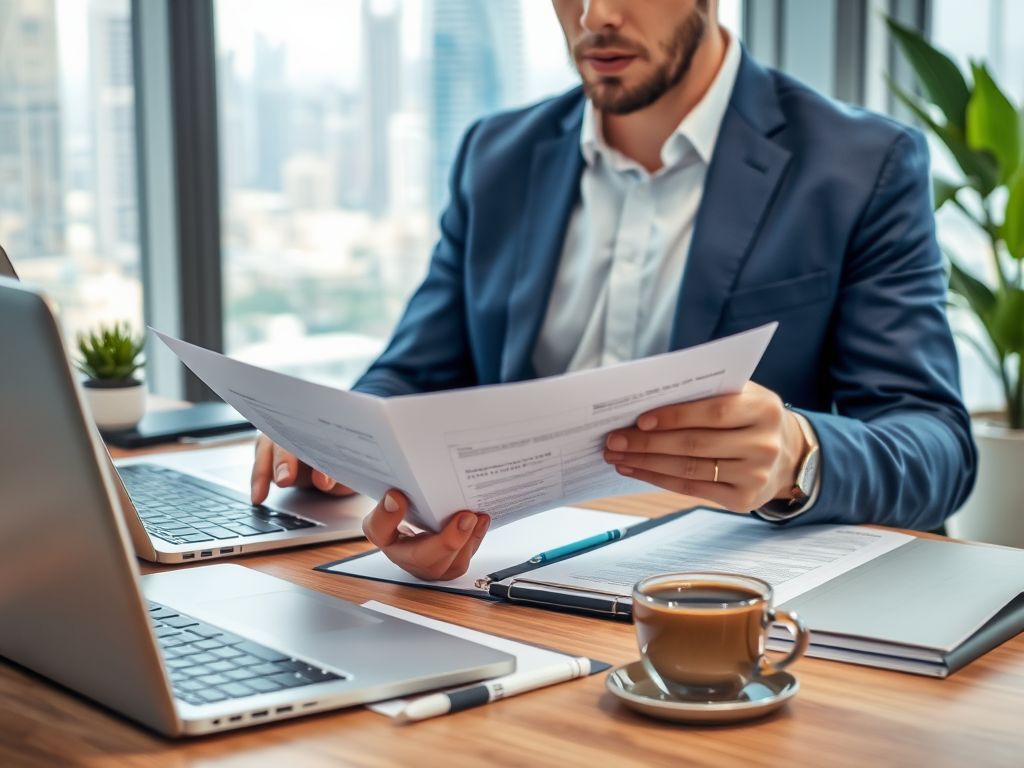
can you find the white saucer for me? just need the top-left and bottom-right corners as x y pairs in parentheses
(606, 661), (799, 724)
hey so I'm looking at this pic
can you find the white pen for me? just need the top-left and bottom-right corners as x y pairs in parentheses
(396, 657), (592, 722)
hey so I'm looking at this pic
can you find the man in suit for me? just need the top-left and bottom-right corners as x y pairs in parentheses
(251, 0), (977, 580)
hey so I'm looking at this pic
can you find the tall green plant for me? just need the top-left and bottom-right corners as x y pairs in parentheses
(886, 18), (1024, 427)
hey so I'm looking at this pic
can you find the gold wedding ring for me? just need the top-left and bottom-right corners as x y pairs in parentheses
(713, 459), (720, 483)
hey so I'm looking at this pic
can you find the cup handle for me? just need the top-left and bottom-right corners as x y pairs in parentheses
(759, 608), (809, 675)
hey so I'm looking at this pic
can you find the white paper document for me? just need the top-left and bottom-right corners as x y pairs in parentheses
(324, 507), (640, 593)
(515, 509), (913, 605)
(361, 601), (577, 717)
(155, 323), (775, 531)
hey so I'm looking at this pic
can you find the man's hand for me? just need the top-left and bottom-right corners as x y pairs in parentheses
(362, 490), (490, 581)
(603, 382), (807, 512)
(250, 434), (356, 504)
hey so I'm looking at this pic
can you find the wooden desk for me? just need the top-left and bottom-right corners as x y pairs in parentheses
(2, 444), (1022, 767)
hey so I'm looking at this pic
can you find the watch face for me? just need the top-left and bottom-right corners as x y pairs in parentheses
(798, 446), (820, 496)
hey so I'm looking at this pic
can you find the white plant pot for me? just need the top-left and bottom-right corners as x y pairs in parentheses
(84, 379), (147, 431)
(945, 421), (1024, 548)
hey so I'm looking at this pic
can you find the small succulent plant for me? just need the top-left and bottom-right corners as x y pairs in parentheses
(76, 323), (146, 383)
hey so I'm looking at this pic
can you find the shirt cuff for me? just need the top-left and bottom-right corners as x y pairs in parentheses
(754, 411), (821, 522)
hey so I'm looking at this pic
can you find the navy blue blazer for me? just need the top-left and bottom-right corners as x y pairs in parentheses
(355, 50), (977, 531)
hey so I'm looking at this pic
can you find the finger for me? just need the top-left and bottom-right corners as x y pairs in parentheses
(361, 490), (407, 548)
(251, 435), (274, 504)
(613, 465), (749, 511)
(388, 511), (480, 578)
(606, 427), (757, 459)
(270, 443), (303, 488)
(440, 515), (490, 580)
(635, 392), (763, 432)
(606, 452), (735, 483)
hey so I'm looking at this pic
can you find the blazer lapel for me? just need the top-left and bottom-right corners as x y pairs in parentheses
(670, 53), (792, 350)
(501, 110), (585, 382)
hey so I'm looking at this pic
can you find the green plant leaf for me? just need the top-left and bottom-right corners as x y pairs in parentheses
(948, 258), (997, 320)
(1004, 168), (1024, 259)
(990, 287), (1024, 355)
(75, 322), (145, 380)
(888, 77), (1000, 196)
(885, 17), (970, 132)
(966, 63), (1022, 186)
(932, 177), (963, 211)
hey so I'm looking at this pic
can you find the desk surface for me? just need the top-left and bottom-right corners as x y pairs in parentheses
(2, 445), (1022, 768)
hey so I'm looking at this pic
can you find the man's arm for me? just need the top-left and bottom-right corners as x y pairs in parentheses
(352, 121), (483, 398)
(603, 127), (977, 531)
(788, 127), (977, 530)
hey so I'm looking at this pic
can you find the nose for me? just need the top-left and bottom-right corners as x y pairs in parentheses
(581, 0), (624, 33)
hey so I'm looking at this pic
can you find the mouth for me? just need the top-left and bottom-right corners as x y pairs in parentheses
(582, 50), (638, 75)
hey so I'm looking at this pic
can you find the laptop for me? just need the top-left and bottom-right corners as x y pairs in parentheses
(0, 244), (375, 564)
(0, 275), (515, 736)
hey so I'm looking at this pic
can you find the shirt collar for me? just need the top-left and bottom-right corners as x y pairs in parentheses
(580, 28), (741, 172)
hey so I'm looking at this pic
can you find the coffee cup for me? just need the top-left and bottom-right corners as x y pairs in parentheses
(632, 571), (809, 700)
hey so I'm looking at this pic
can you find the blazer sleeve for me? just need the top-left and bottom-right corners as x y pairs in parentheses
(351, 122), (483, 397)
(781, 128), (977, 530)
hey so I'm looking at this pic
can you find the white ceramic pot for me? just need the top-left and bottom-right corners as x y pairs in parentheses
(945, 420), (1024, 548)
(83, 379), (147, 431)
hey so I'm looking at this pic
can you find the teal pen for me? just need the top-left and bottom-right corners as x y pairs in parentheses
(528, 527), (630, 564)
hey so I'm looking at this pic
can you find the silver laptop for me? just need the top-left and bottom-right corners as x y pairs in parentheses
(0, 245), (375, 564)
(0, 275), (515, 736)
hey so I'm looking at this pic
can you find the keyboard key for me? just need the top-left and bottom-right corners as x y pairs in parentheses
(240, 518), (285, 534)
(222, 523), (265, 537)
(245, 677), (284, 693)
(206, 661), (236, 673)
(280, 661), (340, 683)
(197, 673), (232, 686)
(196, 688), (229, 703)
(182, 665), (216, 678)
(203, 526), (241, 540)
(149, 607), (177, 619)
(165, 658), (196, 670)
(154, 626), (182, 638)
(225, 668), (261, 682)
(193, 639), (224, 651)
(187, 625), (224, 639)
(218, 682), (257, 699)
(232, 654), (265, 667)
(268, 672), (312, 689)
(164, 616), (199, 629)
(234, 641), (290, 663)
(175, 680), (206, 693)
(177, 692), (205, 706)
(210, 646), (243, 660)
(179, 533), (215, 543)
(188, 652), (220, 665)
(247, 663), (284, 677)
(158, 635), (188, 649)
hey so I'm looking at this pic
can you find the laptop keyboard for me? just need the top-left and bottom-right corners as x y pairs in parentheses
(148, 601), (345, 706)
(119, 464), (319, 545)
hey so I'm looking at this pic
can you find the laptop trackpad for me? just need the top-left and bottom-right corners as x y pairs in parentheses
(199, 591), (380, 637)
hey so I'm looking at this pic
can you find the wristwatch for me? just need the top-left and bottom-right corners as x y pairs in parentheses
(787, 412), (820, 506)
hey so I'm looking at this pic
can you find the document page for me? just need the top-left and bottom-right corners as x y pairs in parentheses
(518, 509), (913, 605)
(156, 324), (776, 531)
(322, 507), (640, 594)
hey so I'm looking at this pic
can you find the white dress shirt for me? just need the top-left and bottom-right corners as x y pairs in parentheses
(531, 31), (819, 516)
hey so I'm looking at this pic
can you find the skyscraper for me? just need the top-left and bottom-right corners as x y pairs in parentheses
(0, 0), (65, 258)
(253, 33), (289, 192)
(429, 0), (522, 214)
(361, 0), (401, 217)
(88, 0), (137, 265)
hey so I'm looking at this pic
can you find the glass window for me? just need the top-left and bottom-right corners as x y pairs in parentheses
(216, 0), (742, 388)
(928, 0), (1024, 412)
(0, 0), (141, 343)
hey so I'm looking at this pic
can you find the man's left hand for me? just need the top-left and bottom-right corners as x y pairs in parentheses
(603, 381), (807, 512)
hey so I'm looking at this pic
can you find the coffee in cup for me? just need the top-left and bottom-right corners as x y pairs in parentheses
(632, 572), (808, 700)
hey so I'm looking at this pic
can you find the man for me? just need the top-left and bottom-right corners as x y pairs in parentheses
(252, 0), (977, 581)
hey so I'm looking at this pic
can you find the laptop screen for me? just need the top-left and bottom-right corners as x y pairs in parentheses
(0, 245), (18, 279)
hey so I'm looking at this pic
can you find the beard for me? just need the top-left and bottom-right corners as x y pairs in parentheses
(575, 3), (709, 115)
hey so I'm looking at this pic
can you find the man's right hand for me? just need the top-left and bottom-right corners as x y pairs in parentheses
(250, 434), (356, 504)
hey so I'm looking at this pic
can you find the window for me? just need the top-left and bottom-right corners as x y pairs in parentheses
(927, 0), (1024, 412)
(215, 0), (742, 388)
(0, 0), (141, 345)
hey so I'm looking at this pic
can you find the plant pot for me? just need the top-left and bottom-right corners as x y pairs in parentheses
(945, 420), (1024, 548)
(83, 378), (147, 431)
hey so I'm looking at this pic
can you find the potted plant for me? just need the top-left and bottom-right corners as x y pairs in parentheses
(886, 19), (1024, 546)
(77, 322), (147, 431)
